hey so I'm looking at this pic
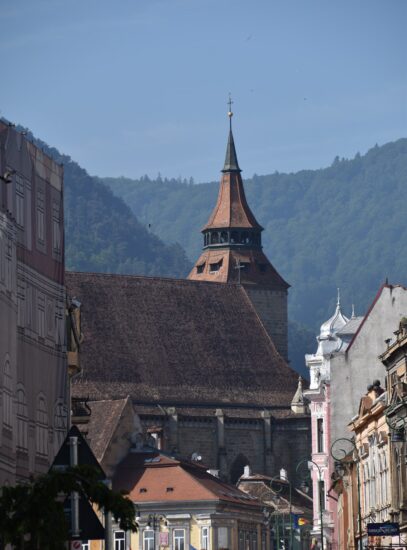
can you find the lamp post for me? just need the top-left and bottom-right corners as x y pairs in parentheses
(330, 438), (363, 550)
(296, 459), (324, 550)
(270, 471), (293, 550)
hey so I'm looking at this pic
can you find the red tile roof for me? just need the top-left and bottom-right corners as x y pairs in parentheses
(66, 272), (297, 407)
(113, 450), (261, 507)
(203, 171), (262, 230)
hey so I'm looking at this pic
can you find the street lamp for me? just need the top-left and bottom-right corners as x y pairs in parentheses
(269, 471), (293, 550)
(296, 459), (324, 550)
(330, 437), (363, 550)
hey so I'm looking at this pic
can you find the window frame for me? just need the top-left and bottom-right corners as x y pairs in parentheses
(173, 528), (185, 550)
(114, 529), (125, 550)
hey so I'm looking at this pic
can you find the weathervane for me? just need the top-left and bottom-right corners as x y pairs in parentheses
(227, 93), (233, 130)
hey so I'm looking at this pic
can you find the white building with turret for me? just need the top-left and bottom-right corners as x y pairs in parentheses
(304, 293), (362, 549)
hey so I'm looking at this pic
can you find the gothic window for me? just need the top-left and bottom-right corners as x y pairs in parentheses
(36, 395), (48, 457)
(220, 231), (228, 243)
(16, 386), (28, 451)
(3, 356), (13, 430)
(210, 232), (219, 245)
(54, 401), (67, 454)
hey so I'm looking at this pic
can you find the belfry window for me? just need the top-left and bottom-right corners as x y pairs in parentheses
(241, 232), (250, 244)
(220, 231), (228, 243)
(210, 232), (219, 245)
(230, 231), (238, 244)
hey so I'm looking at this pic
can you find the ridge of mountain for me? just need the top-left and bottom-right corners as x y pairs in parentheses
(102, 138), (407, 332)
(16, 127), (191, 278)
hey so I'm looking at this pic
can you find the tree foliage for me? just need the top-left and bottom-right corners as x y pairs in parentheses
(0, 465), (137, 550)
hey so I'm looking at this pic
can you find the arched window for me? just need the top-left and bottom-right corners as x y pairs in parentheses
(363, 463), (369, 513)
(382, 454), (388, 505)
(16, 386), (28, 451)
(36, 395), (48, 457)
(54, 400), (68, 454)
(3, 356), (13, 430)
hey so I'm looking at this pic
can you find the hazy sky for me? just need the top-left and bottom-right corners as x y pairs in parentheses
(1, 0), (406, 181)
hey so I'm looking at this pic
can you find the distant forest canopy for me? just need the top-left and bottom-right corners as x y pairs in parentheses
(102, 138), (407, 332)
(17, 128), (191, 279)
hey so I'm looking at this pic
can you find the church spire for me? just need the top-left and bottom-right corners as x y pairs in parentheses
(222, 94), (241, 173)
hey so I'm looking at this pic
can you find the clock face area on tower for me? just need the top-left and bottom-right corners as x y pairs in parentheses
(188, 125), (289, 290)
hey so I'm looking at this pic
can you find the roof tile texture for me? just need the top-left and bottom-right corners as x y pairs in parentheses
(66, 272), (297, 406)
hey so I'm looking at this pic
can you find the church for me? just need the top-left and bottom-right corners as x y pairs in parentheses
(67, 110), (310, 484)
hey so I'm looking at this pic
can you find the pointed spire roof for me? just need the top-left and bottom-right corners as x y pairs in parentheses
(203, 103), (262, 231)
(222, 129), (241, 173)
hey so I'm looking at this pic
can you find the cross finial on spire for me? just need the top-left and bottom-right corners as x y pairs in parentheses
(227, 93), (233, 130)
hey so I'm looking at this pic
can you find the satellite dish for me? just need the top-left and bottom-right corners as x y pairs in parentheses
(191, 452), (202, 462)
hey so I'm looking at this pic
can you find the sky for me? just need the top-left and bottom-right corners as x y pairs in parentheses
(0, 0), (406, 182)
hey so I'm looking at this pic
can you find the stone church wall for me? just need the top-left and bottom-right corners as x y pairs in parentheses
(243, 287), (288, 360)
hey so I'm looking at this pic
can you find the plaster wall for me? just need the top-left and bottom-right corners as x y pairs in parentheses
(330, 285), (407, 443)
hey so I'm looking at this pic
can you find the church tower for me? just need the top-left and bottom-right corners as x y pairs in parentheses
(188, 103), (290, 359)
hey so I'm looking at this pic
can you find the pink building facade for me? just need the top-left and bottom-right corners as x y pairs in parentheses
(304, 296), (362, 549)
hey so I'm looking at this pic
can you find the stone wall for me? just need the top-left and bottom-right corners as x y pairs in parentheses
(243, 287), (288, 360)
(138, 408), (311, 485)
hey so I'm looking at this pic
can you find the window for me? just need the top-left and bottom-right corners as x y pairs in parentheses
(36, 396), (48, 457)
(3, 356), (13, 430)
(220, 231), (228, 243)
(143, 529), (154, 550)
(114, 530), (125, 550)
(36, 187), (45, 243)
(173, 529), (185, 550)
(196, 263), (205, 274)
(16, 387), (28, 451)
(210, 232), (219, 244)
(319, 480), (325, 512)
(218, 527), (229, 549)
(317, 418), (324, 452)
(37, 293), (45, 338)
(209, 258), (223, 273)
(16, 174), (24, 228)
(81, 542), (90, 550)
(52, 200), (62, 254)
(201, 526), (209, 550)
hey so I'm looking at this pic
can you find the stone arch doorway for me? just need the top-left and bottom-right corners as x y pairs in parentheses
(230, 453), (249, 484)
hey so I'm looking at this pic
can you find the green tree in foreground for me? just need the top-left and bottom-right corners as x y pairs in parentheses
(0, 465), (137, 550)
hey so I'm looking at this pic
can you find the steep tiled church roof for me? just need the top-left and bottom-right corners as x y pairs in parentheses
(67, 272), (298, 407)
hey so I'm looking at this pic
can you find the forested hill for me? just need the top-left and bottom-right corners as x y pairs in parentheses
(102, 138), (407, 330)
(19, 129), (191, 278)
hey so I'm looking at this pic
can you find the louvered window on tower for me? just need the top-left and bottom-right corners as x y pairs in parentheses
(209, 259), (223, 273)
